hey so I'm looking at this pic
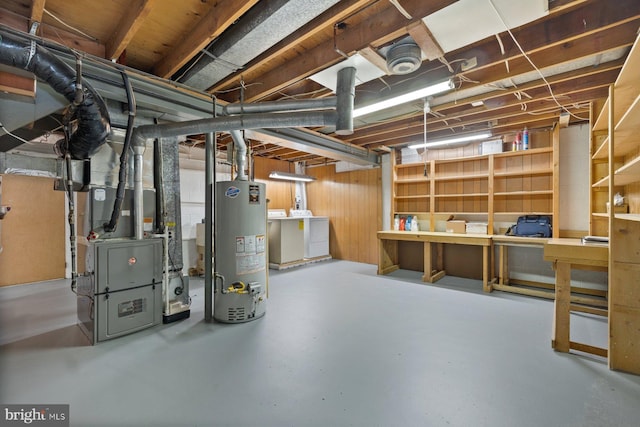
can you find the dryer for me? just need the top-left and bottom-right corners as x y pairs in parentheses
(290, 210), (330, 259)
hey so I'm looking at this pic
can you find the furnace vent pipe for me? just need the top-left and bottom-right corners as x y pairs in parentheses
(0, 31), (110, 159)
(335, 66), (356, 135)
(229, 130), (248, 181)
(223, 97), (337, 115)
(131, 67), (355, 241)
(132, 67), (355, 146)
(132, 144), (146, 240)
(132, 110), (337, 146)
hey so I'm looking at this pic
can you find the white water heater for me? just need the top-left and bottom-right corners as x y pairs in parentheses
(214, 180), (267, 323)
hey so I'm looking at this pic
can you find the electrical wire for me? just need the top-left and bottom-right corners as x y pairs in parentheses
(212, 82), (262, 95)
(43, 8), (98, 41)
(0, 122), (31, 144)
(487, 0), (589, 121)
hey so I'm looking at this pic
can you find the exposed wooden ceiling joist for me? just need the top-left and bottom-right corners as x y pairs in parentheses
(152, 0), (260, 78)
(106, 0), (156, 60)
(1, 0), (637, 165)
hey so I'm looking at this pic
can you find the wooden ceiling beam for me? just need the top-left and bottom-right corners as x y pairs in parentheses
(0, 8), (104, 57)
(353, 0), (640, 107)
(152, 0), (259, 78)
(351, 86), (607, 147)
(348, 61), (622, 143)
(407, 20), (444, 61)
(358, 46), (389, 74)
(215, 0), (456, 102)
(209, 0), (374, 95)
(461, 20), (640, 86)
(30, 0), (46, 28)
(415, 87), (602, 136)
(376, 107), (590, 149)
(106, 0), (156, 60)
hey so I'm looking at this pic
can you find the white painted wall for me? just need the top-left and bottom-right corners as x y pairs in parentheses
(381, 154), (391, 230)
(559, 123), (590, 232)
(179, 162), (231, 271)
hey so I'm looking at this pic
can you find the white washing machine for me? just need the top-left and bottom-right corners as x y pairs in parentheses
(290, 210), (330, 259)
(268, 209), (305, 264)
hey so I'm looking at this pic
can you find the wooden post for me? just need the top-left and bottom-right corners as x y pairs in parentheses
(482, 245), (491, 292)
(552, 261), (571, 352)
(422, 241), (432, 282)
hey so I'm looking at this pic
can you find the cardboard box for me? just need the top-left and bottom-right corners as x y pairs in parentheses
(606, 203), (628, 214)
(466, 222), (488, 234)
(446, 220), (466, 234)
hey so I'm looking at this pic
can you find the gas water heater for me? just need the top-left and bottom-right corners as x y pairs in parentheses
(214, 180), (267, 323)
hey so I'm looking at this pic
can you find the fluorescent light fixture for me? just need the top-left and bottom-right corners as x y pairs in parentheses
(353, 79), (454, 118)
(408, 132), (492, 149)
(268, 171), (316, 182)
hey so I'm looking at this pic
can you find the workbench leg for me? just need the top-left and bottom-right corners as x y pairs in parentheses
(436, 243), (444, 271)
(378, 239), (399, 275)
(552, 261), (571, 352)
(490, 243), (495, 284)
(422, 242), (432, 282)
(499, 245), (509, 286)
(483, 246), (491, 292)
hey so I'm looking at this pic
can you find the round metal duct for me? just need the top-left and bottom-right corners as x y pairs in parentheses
(386, 42), (422, 75)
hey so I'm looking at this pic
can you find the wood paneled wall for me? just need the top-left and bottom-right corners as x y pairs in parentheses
(0, 175), (65, 286)
(306, 165), (382, 265)
(252, 157), (298, 211)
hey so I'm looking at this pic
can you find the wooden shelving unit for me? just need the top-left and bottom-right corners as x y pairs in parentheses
(391, 145), (556, 234)
(589, 32), (640, 375)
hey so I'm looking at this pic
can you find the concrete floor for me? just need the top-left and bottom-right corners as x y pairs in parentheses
(1, 260), (639, 427)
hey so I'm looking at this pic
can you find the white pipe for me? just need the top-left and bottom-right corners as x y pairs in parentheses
(152, 232), (170, 315)
(133, 144), (145, 240)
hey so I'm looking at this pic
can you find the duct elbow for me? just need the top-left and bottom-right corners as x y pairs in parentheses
(0, 30), (110, 160)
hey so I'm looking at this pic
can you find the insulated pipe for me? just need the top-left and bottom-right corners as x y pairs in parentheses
(223, 97), (337, 115)
(104, 71), (136, 233)
(132, 144), (146, 240)
(0, 31), (110, 159)
(229, 130), (248, 181)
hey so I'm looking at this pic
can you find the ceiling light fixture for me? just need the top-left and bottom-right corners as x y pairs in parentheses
(268, 171), (316, 182)
(353, 79), (454, 118)
(408, 132), (492, 149)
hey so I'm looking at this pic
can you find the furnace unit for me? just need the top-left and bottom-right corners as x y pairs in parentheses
(77, 238), (163, 343)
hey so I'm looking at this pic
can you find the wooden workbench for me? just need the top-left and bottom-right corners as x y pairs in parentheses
(543, 238), (608, 357)
(377, 231), (493, 292)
